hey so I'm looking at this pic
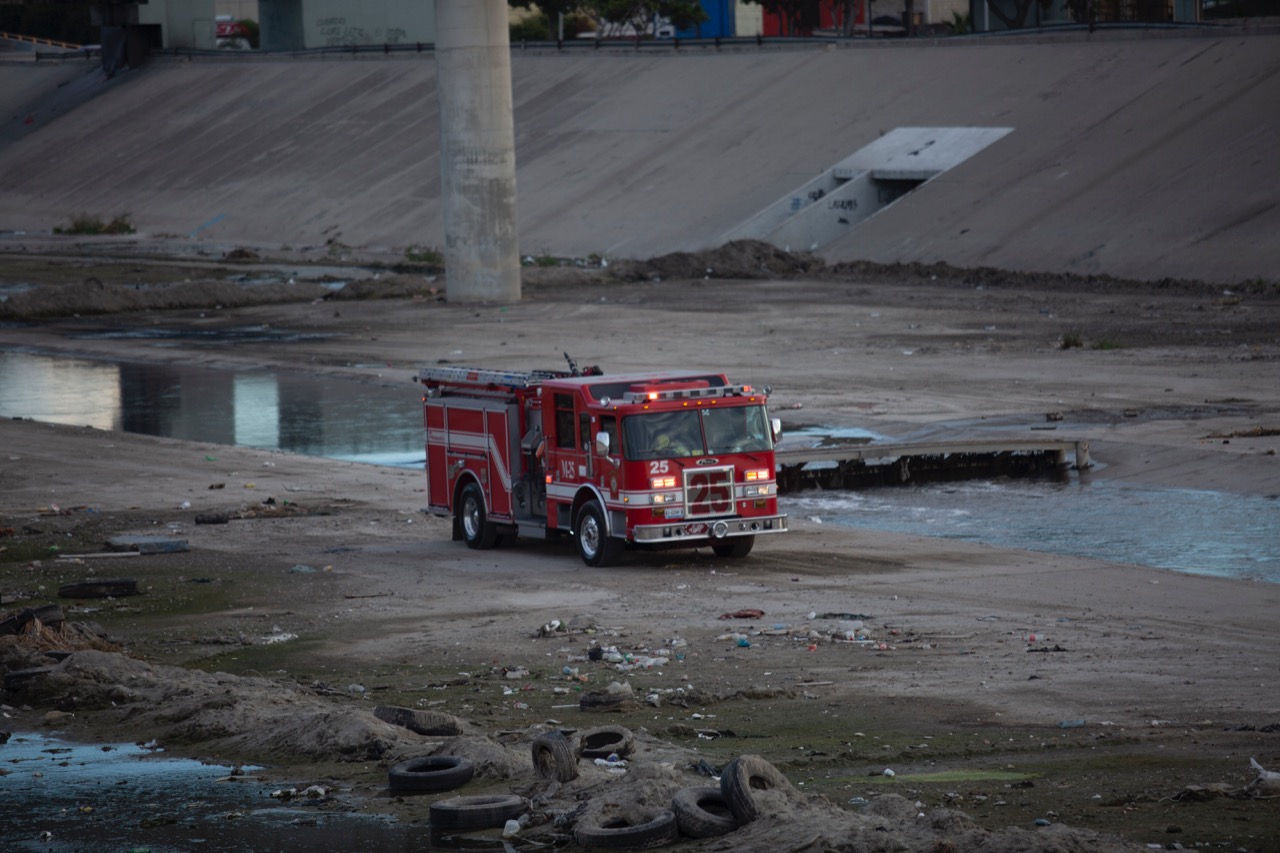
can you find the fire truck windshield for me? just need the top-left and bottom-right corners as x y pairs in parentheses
(622, 406), (772, 460)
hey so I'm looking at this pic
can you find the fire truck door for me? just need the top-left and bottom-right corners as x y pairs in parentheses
(547, 393), (587, 488)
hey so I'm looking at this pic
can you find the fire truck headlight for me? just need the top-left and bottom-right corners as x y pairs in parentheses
(744, 484), (777, 497)
(652, 493), (672, 504)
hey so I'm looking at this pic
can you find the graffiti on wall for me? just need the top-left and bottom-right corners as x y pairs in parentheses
(316, 16), (407, 46)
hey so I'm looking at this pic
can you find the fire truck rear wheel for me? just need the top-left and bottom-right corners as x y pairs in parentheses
(458, 483), (498, 549)
(712, 536), (755, 558)
(575, 500), (623, 567)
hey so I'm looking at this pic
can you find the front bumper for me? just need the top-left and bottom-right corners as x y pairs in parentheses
(631, 514), (788, 545)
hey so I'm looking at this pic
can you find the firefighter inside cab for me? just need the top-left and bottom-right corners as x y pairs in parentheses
(419, 360), (787, 567)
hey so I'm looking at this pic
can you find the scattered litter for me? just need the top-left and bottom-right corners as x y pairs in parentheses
(719, 609), (765, 620)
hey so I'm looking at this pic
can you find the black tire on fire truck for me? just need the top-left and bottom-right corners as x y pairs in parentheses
(458, 483), (498, 549)
(711, 536), (755, 559)
(575, 500), (623, 567)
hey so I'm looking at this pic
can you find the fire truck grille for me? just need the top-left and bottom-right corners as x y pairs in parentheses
(684, 466), (735, 519)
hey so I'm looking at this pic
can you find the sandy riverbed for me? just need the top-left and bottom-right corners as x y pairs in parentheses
(2, 243), (1278, 851)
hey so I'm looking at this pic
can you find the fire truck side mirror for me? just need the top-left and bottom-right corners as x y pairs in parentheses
(594, 431), (612, 457)
(771, 418), (782, 441)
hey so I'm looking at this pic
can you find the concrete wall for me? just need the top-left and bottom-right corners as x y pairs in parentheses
(302, 0), (434, 47)
(139, 0), (218, 49)
(735, 1), (763, 35)
(0, 32), (1277, 285)
(216, 0), (260, 21)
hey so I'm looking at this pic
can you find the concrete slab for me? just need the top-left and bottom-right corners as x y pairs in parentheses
(0, 30), (1276, 283)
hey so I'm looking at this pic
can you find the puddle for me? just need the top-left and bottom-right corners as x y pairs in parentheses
(0, 732), (421, 852)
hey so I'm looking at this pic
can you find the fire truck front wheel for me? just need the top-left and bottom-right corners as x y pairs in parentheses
(458, 483), (499, 549)
(575, 500), (623, 567)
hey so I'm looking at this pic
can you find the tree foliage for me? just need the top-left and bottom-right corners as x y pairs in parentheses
(509, 0), (707, 36)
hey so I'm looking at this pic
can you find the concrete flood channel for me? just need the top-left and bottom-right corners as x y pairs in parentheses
(1, 348), (1277, 851)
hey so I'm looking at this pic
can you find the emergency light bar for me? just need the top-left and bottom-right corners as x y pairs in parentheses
(622, 384), (755, 404)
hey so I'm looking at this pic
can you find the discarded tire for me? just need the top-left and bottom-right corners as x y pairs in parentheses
(531, 730), (578, 782)
(719, 754), (791, 823)
(574, 809), (678, 850)
(374, 705), (463, 736)
(576, 725), (636, 760)
(387, 755), (474, 793)
(429, 794), (525, 831)
(672, 785), (739, 838)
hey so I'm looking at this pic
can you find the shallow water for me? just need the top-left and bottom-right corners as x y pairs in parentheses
(0, 732), (422, 852)
(0, 350), (423, 467)
(1, 349), (1275, 583)
(785, 478), (1280, 583)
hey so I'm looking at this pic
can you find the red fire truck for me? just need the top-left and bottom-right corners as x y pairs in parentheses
(418, 359), (787, 566)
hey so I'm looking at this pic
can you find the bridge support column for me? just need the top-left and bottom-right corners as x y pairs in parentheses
(434, 0), (521, 303)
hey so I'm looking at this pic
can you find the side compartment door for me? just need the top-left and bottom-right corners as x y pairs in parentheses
(443, 404), (489, 510)
(425, 399), (449, 513)
(483, 405), (516, 522)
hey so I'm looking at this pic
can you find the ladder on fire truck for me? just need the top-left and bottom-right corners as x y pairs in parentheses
(418, 354), (599, 394)
(418, 365), (553, 390)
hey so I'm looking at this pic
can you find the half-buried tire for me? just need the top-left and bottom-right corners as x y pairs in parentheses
(573, 809), (678, 849)
(718, 754), (792, 824)
(388, 755), (474, 793)
(531, 730), (578, 782)
(672, 785), (739, 838)
(576, 724), (636, 760)
(429, 794), (525, 831)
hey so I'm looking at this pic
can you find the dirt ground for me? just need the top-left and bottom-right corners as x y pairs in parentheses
(2, 240), (1279, 851)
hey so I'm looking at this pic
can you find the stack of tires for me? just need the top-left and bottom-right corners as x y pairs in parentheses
(390, 728), (791, 849)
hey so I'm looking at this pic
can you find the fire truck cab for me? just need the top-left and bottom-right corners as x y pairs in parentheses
(418, 363), (787, 566)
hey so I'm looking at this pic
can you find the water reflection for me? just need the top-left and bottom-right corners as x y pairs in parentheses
(0, 351), (423, 467)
